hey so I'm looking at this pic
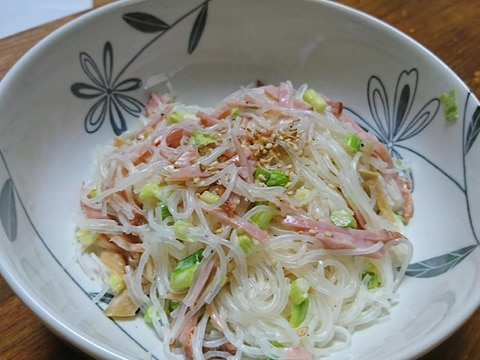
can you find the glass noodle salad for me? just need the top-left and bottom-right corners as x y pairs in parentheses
(75, 81), (414, 360)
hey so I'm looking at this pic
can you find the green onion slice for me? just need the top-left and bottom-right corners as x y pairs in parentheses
(289, 298), (309, 328)
(169, 248), (204, 290)
(330, 209), (357, 229)
(342, 133), (362, 155)
(302, 89), (327, 113)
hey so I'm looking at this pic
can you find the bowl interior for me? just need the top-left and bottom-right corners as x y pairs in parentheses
(0, 0), (479, 359)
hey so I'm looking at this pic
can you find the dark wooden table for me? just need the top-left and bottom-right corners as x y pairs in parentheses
(1, 0), (479, 358)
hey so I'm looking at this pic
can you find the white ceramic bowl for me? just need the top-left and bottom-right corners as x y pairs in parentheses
(0, 0), (479, 359)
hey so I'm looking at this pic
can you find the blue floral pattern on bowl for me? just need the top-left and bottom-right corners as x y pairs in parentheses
(0, 2), (479, 356)
(345, 69), (479, 277)
(71, 0), (211, 135)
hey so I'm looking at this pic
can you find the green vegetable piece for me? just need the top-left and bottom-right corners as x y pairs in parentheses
(236, 233), (255, 254)
(254, 167), (289, 187)
(168, 111), (184, 124)
(231, 108), (240, 117)
(342, 133), (362, 155)
(289, 278), (310, 305)
(157, 201), (172, 220)
(170, 248), (204, 290)
(139, 180), (162, 200)
(270, 340), (284, 348)
(330, 209), (357, 229)
(144, 304), (155, 324)
(107, 273), (125, 294)
(199, 190), (220, 204)
(144, 304), (163, 324)
(289, 298), (309, 328)
(294, 186), (311, 200)
(173, 220), (195, 242)
(362, 263), (380, 289)
(168, 300), (180, 312)
(266, 170), (289, 187)
(302, 89), (327, 113)
(192, 127), (218, 147)
(440, 88), (458, 122)
(250, 208), (274, 229)
(75, 228), (99, 247)
(253, 167), (271, 182)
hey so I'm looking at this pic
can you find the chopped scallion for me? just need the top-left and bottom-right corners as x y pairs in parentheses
(139, 180), (162, 200)
(254, 167), (289, 187)
(157, 201), (172, 220)
(289, 298), (309, 328)
(107, 273), (125, 294)
(167, 111), (184, 124)
(199, 190), (220, 204)
(170, 248), (204, 291)
(253, 167), (271, 182)
(250, 208), (274, 229)
(289, 278), (310, 305)
(266, 170), (290, 187)
(270, 340), (284, 348)
(440, 88), (458, 122)
(362, 263), (380, 289)
(168, 300), (180, 312)
(192, 127), (218, 147)
(75, 228), (99, 247)
(236, 233), (255, 254)
(330, 209), (357, 228)
(173, 220), (195, 242)
(302, 89), (327, 113)
(294, 186), (311, 200)
(342, 133), (362, 155)
(143, 304), (156, 324)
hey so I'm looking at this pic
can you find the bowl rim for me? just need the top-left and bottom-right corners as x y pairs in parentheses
(0, 0), (479, 359)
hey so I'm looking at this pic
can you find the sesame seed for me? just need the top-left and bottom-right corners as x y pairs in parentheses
(297, 327), (308, 337)
(324, 231), (333, 237)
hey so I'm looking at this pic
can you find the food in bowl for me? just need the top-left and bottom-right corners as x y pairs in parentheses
(75, 81), (413, 359)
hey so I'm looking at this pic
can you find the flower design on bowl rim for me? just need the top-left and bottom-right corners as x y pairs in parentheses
(71, 41), (144, 135)
(346, 68), (440, 161)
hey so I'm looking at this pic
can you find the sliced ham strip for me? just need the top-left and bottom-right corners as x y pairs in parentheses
(280, 347), (312, 360)
(165, 166), (208, 182)
(137, 104), (174, 139)
(197, 111), (221, 127)
(282, 215), (404, 255)
(205, 209), (270, 243)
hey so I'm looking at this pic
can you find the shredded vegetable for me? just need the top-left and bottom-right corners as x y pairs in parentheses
(76, 81), (414, 359)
